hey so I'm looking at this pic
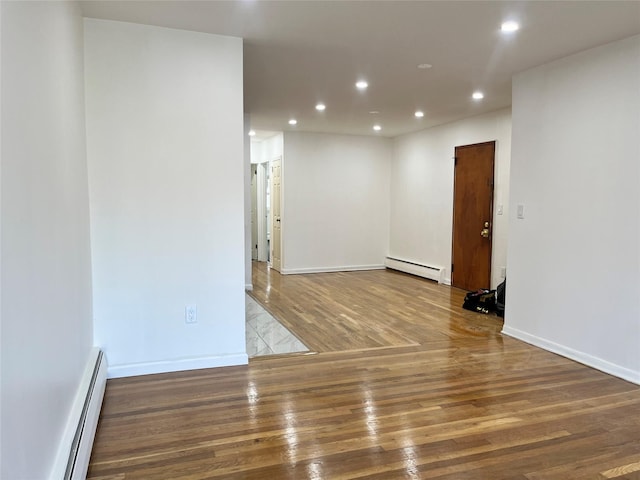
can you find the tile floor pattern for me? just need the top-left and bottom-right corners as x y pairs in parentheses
(245, 294), (309, 357)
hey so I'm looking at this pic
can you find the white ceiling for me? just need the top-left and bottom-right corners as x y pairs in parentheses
(80, 0), (640, 137)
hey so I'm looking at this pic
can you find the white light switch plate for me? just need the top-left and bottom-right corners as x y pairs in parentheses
(517, 204), (525, 219)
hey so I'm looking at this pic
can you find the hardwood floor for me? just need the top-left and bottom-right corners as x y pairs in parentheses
(88, 264), (640, 479)
(248, 262), (504, 352)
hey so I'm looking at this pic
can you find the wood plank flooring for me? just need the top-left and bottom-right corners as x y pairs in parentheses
(248, 262), (503, 352)
(88, 264), (640, 479)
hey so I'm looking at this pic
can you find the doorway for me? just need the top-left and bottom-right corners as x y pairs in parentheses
(250, 161), (270, 262)
(451, 141), (495, 291)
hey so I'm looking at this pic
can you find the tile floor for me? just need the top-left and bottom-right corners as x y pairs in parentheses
(246, 294), (309, 357)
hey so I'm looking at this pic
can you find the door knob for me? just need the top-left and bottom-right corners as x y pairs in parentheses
(481, 221), (490, 238)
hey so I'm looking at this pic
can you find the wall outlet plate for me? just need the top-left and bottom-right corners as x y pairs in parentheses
(185, 304), (197, 324)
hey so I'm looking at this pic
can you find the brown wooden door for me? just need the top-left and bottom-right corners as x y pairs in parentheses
(452, 141), (495, 291)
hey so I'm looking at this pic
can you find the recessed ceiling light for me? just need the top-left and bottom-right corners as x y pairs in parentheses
(248, 130), (256, 136)
(417, 63), (432, 69)
(501, 21), (520, 33)
(414, 111), (425, 118)
(288, 119), (297, 125)
(373, 124), (382, 131)
(315, 103), (326, 111)
(356, 80), (368, 90)
(472, 91), (484, 100)
(369, 110), (380, 115)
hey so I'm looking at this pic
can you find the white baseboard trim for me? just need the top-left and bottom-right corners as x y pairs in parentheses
(502, 325), (640, 385)
(107, 352), (249, 379)
(50, 347), (107, 480)
(280, 264), (385, 275)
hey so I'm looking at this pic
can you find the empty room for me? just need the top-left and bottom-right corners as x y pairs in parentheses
(1, 1), (639, 479)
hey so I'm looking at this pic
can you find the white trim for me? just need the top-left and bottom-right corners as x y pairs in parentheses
(245, 283), (254, 291)
(50, 347), (107, 480)
(502, 325), (640, 385)
(107, 353), (248, 379)
(281, 264), (386, 275)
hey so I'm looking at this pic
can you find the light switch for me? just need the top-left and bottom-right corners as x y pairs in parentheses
(517, 204), (525, 219)
(497, 204), (503, 215)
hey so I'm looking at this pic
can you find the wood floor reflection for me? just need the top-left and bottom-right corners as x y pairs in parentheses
(88, 264), (640, 479)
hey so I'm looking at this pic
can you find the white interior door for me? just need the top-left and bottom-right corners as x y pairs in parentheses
(250, 164), (258, 260)
(257, 162), (269, 262)
(270, 157), (282, 272)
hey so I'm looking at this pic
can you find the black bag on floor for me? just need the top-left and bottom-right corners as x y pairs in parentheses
(495, 278), (506, 317)
(463, 289), (496, 314)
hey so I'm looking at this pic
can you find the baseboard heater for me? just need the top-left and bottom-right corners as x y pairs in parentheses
(63, 349), (107, 480)
(385, 256), (445, 284)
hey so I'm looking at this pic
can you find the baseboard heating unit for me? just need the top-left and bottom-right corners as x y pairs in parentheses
(52, 347), (107, 480)
(385, 257), (446, 284)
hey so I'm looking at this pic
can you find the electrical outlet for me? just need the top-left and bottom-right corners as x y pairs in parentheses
(185, 304), (197, 324)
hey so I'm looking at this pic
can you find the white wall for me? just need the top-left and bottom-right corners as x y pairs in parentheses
(282, 131), (391, 273)
(504, 35), (640, 383)
(391, 109), (511, 287)
(85, 19), (247, 377)
(1, 2), (94, 478)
